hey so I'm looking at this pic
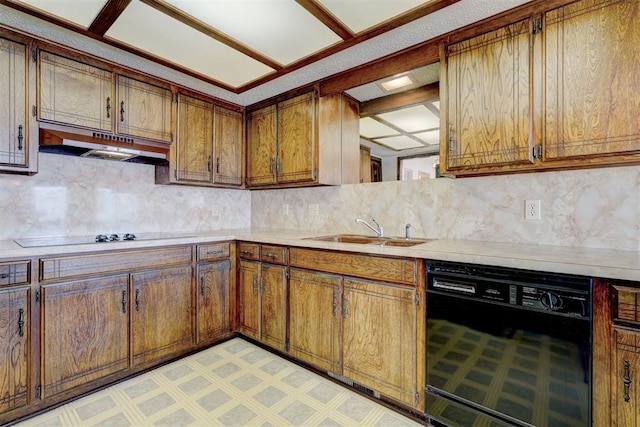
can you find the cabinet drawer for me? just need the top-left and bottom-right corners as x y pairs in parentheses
(261, 245), (287, 265)
(40, 246), (192, 281)
(289, 248), (417, 286)
(0, 261), (30, 285)
(612, 285), (640, 324)
(238, 242), (260, 260)
(197, 243), (230, 261)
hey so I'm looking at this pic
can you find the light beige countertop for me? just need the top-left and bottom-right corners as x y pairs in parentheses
(0, 228), (638, 282)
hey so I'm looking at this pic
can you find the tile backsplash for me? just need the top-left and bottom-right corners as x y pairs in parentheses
(251, 165), (640, 251)
(0, 154), (251, 240)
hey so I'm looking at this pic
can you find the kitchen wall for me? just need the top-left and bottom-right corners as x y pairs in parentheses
(251, 165), (640, 251)
(0, 154), (251, 240)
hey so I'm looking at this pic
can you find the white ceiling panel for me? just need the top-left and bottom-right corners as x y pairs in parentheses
(13, 0), (106, 28)
(378, 105), (439, 132)
(106, 1), (275, 88)
(163, 0), (342, 65)
(359, 117), (399, 139)
(317, 0), (431, 33)
(374, 135), (424, 150)
(414, 130), (440, 145)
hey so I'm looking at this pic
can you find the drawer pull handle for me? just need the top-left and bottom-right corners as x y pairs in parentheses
(624, 359), (631, 402)
(122, 290), (127, 313)
(135, 289), (140, 311)
(206, 250), (224, 255)
(264, 253), (278, 259)
(240, 250), (254, 256)
(18, 308), (25, 337)
(0, 273), (8, 279)
(201, 277), (206, 296)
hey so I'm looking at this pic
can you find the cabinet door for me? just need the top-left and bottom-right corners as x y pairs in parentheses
(237, 260), (260, 339)
(543, 0), (640, 162)
(175, 94), (213, 183)
(342, 278), (417, 406)
(116, 75), (173, 143)
(289, 269), (341, 373)
(260, 263), (287, 351)
(277, 92), (316, 184)
(196, 260), (231, 343)
(445, 19), (533, 172)
(0, 286), (28, 414)
(246, 105), (276, 186)
(41, 276), (129, 398)
(213, 106), (243, 186)
(39, 51), (113, 131)
(0, 36), (32, 171)
(612, 328), (640, 426)
(131, 266), (192, 367)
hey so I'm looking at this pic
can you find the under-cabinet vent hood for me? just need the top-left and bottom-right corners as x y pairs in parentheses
(38, 123), (169, 164)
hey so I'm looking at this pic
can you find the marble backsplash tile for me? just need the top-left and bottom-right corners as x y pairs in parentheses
(251, 165), (640, 251)
(0, 154), (251, 240)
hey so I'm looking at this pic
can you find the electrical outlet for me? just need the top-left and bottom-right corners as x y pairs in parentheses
(524, 200), (541, 220)
(211, 206), (220, 216)
(309, 204), (319, 216)
(282, 204), (289, 216)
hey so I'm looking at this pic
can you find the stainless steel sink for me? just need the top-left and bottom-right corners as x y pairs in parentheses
(306, 234), (430, 247)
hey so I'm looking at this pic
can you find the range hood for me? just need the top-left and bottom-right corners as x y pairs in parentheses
(39, 123), (169, 164)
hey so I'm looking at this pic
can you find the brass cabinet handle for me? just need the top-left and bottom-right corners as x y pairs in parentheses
(135, 289), (140, 311)
(206, 250), (224, 256)
(624, 359), (631, 402)
(264, 253), (278, 259)
(17, 125), (24, 150)
(120, 101), (125, 122)
(275, 156), (281, 173)
(240, 249), (254, 256)
(269, 157), (275, 174)
(342, 296), (348, 318)
(259, 277), (264, 294)
(122, 290), (127, 313)
(106, 97), (111, 118)
(252, 277), (257, 294)
(201, 277), (206, 297)
(18, 308), (25, 337)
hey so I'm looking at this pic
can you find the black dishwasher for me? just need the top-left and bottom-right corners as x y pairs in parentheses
(425, 261), (592, 427)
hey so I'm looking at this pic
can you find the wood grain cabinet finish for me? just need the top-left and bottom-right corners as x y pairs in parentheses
(0, 261), (30, 285)
(213, 106), (243, 186)
(612, 327), (640, 426)
(116, 75), (173, 143)
(0, 32), (37, 174)
(131, 266), (193, 367)
(0, 286), (29, 415)
(288, 268), (341, 373)
(237, 259), (261, 340)
(41, 275), (129, 398)
(246, 105), (277, 186)
(441, 0), (640, 176)
(276, 92), (316, 185)
(196, 259), (232, 344)
(38, 51), (113, 132)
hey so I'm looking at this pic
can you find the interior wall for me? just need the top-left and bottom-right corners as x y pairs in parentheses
(0, 154), (251, 240)
(251, 165), (640, 251)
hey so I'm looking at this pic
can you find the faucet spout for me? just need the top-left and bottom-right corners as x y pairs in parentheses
(356, 218), (384, 238)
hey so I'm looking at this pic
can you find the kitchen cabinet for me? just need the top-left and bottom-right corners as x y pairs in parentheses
(0, 285), (29, 415)
(360, 146), (372, 183)
(237, 243), (287, 351)
(288, 247), (424, 409)
(289, 269), (341, 373)
(441, 0), (640, 176)
(40, 275), (129, 398)
(0, 31), (38, 174)
(38, 50), (174, 144)
(157, 94), (243, 187)
(196, 243), (234, 344)
(131, 265), (192, 367)
(246, 91), (359, 188)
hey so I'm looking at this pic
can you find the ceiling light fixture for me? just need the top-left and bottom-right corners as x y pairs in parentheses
(379, 74), (414, 91)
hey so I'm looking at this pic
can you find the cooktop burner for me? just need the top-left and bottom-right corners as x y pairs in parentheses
(14, 232), (196, 248)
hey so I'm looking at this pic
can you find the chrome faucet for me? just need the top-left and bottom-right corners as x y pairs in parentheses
(356, 218), (384, 237)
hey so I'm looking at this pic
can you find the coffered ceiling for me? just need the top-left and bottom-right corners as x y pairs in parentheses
(2, 0), (457, 93)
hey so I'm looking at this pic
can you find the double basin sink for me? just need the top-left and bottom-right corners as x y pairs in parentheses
(306, 234), (430, 247)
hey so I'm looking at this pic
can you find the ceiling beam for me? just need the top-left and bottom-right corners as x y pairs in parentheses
(360, 83), (439, 116)
(139, 0), (283, 71)
(295, 0), (354, 40)
(88, 0), (131, 36)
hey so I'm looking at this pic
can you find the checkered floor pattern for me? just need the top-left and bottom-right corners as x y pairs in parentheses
(15, 338), (420, 427)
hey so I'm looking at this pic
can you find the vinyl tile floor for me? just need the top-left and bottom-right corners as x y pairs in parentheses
(14, 338), (422, 427)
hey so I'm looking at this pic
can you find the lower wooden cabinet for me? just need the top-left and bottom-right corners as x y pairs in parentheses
(0, 286), (29, 414)
(612, 327), (640, 426)
(288, 269), (341, 373)
(40, 275), (129, 398)
(196, 259), (232, 344)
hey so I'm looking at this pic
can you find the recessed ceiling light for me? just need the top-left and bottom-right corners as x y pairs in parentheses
(379, 74), (414, 91)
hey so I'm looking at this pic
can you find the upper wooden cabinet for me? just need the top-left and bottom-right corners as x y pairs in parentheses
(441, 0), (640, 176)
(156, 93), (243, 187)
(38, 50), (174, 144)
(246, 91), (359, 189)
(0, 32), (38, 174)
